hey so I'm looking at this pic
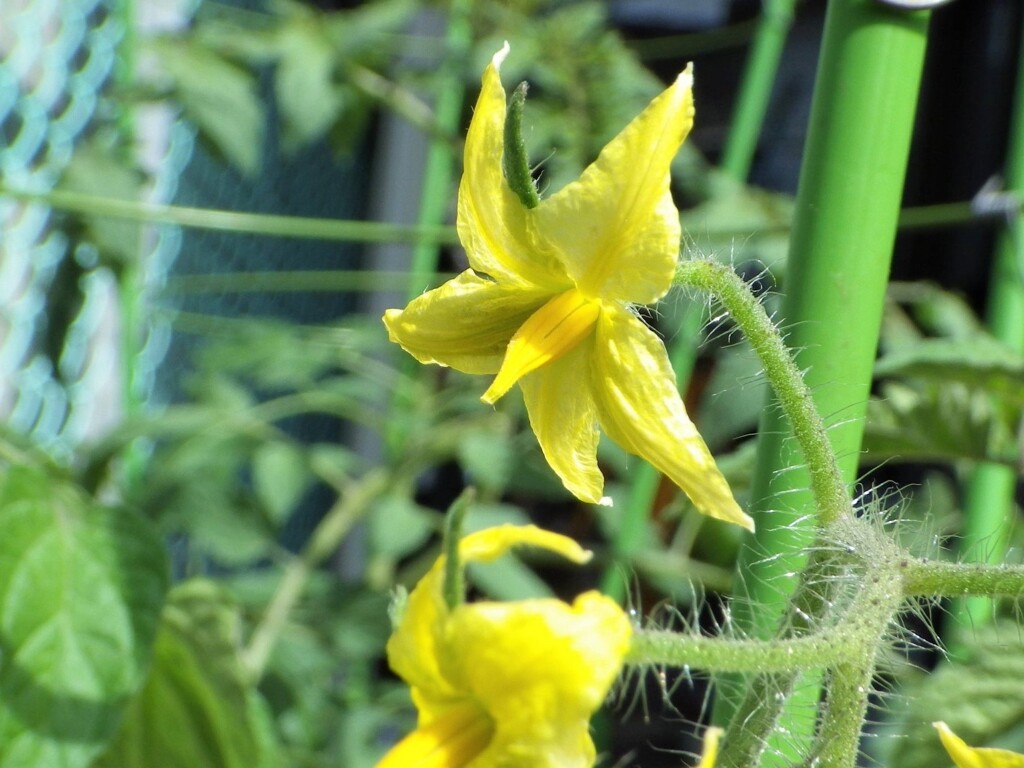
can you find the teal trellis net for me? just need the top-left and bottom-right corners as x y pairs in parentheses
(2, 0), (126, 451)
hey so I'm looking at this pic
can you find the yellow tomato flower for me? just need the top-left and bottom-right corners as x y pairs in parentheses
(934, 722), (1024, 768)
(376, 524), (632, 768)
(384, 44), (752, 531)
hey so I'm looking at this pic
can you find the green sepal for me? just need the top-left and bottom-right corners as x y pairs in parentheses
(503, 83), (541, 209)
(442, 487), (476, 609)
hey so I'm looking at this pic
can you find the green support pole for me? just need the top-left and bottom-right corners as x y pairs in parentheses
(717, 1), (931, 763)
(404, 0), (473, 303)
(953, 10), (1024, 648)
(720, 0), (798, 181)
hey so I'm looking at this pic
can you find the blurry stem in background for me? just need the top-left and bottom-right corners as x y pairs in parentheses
(0, 185), (1011, 249)
(715, 2), (931, 766)
(0, 186), (459, 245)
(720, 0), (797, 181)
(601, 0), (799, 601)
(384, 0), (473, 458)
(403, 0), (472, 303)
(243, 468), (392, 682)
(951, 9), (1024, 653)
(112, 0), (149, 490)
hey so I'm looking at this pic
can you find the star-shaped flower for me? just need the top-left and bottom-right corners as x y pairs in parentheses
(375, 524), (632, 768)
(934, 722), (1024, 768)
(384, 44), (752, 531)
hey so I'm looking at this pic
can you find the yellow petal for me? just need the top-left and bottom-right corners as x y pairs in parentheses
(458, 44), (569, 291)
(375, 701), (494, 768)
(534, 66), (694, 305)
(482, 289), (600, 404)
(442, 590), (632, 768)
(698, 727), (723, 768)
(387, 524), (593, 706)
(384, 270), (549, 374)
(385, 557), (454, 706)
(591, 305), (753, 530)
(934, 722), (1024, 768)
(459, 523), (594, 566)
(519, 344), (607, 505)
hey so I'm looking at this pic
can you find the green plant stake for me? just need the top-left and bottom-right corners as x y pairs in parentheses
(717, 1), (933, 764)
(952, 8), (1024, 651)
(720, 0), (798, 181)
(404, 0), (473, 303)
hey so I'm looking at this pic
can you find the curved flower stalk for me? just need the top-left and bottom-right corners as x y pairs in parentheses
(375, 524), (632, 768)
(934, 722), (1024, 768)
(384, 44), (753, 531)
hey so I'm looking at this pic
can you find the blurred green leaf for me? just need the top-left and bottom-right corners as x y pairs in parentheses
(863, 382), (1018, 467)
(0, 467), (168, 768)
(888, 620), (1024, 768)
(457, 427), (514, 493)
(697, 344), (768, 450)
(274, 19), (341, 151)
(875, 337), (1024, 407)
(253, 441), (310, 526)
(58, 137), (144, 267)
(329, 591), (392, 662)
(368, 496), (434, 559)
(308, 443), (362, 487)
(685, 181), (793, 271)
(149, 38), (264, 176)
(95, 580), (279, 768)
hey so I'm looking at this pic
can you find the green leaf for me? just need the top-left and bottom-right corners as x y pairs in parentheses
(863, 382), (1019, 467)
(58, 137), (144, 267)
(150, 39), (264, 176)
(685, 180), (793, 272)
(95, 580), (279, 768)
(368, 495), (434, 559)
(457, 427), (514, 493)
(888, 620), (1024, 768)
(252, 441), (310, 526)
(0, 467), (168, 768)
(274, 19), (341, 150)
(875, 337), (1024, 406)
(697, 343), (769, 450)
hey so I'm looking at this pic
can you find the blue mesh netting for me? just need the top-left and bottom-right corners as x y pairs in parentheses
(1, 0), (367, 470)
(1, 0), (139, 452)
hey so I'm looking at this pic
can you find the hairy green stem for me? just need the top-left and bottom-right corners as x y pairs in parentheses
(627, 626), (856, 673)
(716, 2), (931, 760)
(674, 259), (850, 526)
(716, 521), (903, 768)
(902, 557), (1024, 598)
